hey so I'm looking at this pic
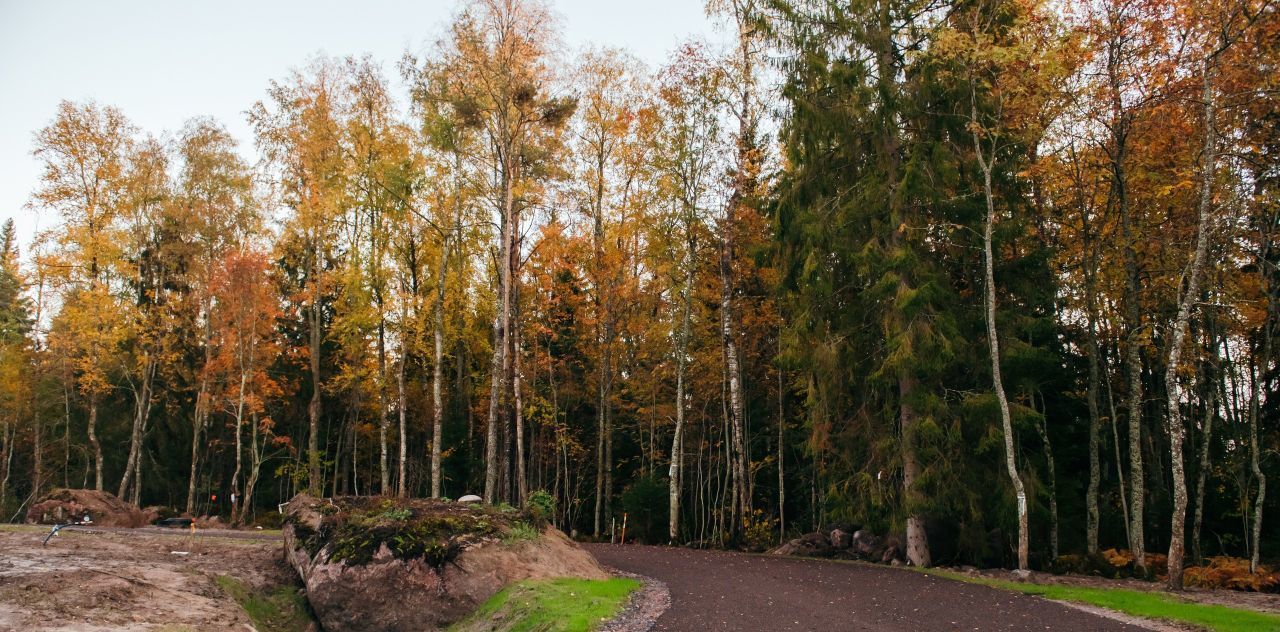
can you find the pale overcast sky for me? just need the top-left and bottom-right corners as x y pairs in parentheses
(0, 0), (725, 255)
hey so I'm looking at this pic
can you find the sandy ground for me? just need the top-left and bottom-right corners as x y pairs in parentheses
(0, 525), (294, 632)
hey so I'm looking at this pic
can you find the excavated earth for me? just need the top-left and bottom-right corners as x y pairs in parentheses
(0, 525), (291, 632)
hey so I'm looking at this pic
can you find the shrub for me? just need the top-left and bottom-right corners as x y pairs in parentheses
(503, 520), (541, 544)
(741, 509), (778, 552)
(526, 489), (555, 523)
(619, 474), (668, 543)
(1184, 557), (1280, 592)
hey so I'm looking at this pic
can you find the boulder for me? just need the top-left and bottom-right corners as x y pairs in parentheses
(852, 529), (883, 559)
(457, 494), (483, 504)
(829, 528), (853, 550)
(26, 489), (150, 527)
(283, 494), (607, 632)
(880, 534), (906, 564)
(770, 531), (834, 558)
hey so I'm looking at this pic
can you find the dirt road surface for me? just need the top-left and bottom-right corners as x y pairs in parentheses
(587, 544), (1154, 632)
(0, 525), (290, 632)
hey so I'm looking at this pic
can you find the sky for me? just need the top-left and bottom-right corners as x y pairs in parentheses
(0, 0), (726, 257)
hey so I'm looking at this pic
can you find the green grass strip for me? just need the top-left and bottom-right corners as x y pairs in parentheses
(921, 568), (1280, 632)
(449, 577), (641, 632)
(216, 575), (313, 632)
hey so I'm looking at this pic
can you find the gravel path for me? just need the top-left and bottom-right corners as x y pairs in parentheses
(586, 544), (1153, 632)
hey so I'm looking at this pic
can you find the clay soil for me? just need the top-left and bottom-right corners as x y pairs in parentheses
(0, 525), (294, 632)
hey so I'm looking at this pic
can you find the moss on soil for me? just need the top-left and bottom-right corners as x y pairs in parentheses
(216, 575), (313, 632)
(447, 577), (641, 632)
(289, 496), (548, 567)
(922, 568), (1280, 632)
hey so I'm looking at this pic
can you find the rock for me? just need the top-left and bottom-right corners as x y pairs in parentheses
(880, 535), (906, 564)
(770, 531), (834, 558)
(283, 494), (606, 632)
(1010, 569), (1033, 582)
(829, 528), (853, 550)
(26, 489), (150, 527)
(458, 494), (483, 504)
(852, 529), (882, 559)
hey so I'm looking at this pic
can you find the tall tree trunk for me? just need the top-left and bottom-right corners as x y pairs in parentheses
(1192, 382), (1215, 564)
(1106, 361), (1132, 546)
(379, 317), (390, 495)
(118, 357), (155, 503)
(187, 368), (211, 514)
(1104, 15), (1147, 566)
(244, 412), (263, 524)
(431, 280), (446, 498)
(0, 420), (10, 508)
(88, 394), (102, 492)
(778, 363), (785, 544)
(1249, 352), (1267, 573)
(118, 355), (155, 504)
(973, 115), (1028, 571)
(1086, 315), (1103, 555)
(513, 281), (527, 504)
(486, 156), (517, 504)
(900, 371), (931, 568)
(1035, 392), (1059, 560)
(308, 238), (323, 495)
(668, 231), (695, 544)
(32, 411), (42, 500)
(397, 307), (408, 497)
(1165, 51), (1220, 590)
(1081, 172), (1104, 554)
(231, 368), (247, 525)
(721, 234), (749, 531)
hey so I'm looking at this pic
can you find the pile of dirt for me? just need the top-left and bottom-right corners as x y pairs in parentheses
(283, 494), (607, 632)
(26, 489), (155, 528)
(0, 525), (299, 631)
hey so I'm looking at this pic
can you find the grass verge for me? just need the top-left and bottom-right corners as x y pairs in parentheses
(448, 577), (641, 632)
(922, 568), (1280, 632)
(216, 575), (313, 632)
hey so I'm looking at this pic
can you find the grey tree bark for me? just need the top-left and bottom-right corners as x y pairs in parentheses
(973, 108), (1028, 571)
(1165, 49), (1220, 590)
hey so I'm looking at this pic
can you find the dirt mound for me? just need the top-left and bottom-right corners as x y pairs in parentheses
(283, 494), (607, 632)
(26, 488), (153, 527)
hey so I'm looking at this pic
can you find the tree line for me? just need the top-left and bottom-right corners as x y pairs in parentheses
(0, 0), (1276, 588)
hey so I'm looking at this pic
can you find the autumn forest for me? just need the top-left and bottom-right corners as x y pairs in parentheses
(1, 0), (1277, 591)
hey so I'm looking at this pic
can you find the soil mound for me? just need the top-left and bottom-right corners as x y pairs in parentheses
(283, 494), (606, 632)
(26, 488), (152, 527)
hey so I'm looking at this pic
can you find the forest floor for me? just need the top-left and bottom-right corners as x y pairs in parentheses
(950, 566), (1280, 616)
(588, 543), (1204, 631)
(0, 524), (300, 631)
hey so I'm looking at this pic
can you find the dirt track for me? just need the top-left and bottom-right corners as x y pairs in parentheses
(0, 525), (290, 631)
(587, 544), (1153, 632)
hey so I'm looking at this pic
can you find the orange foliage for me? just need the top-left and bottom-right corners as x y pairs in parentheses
(1184, 557), (1280, 593)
